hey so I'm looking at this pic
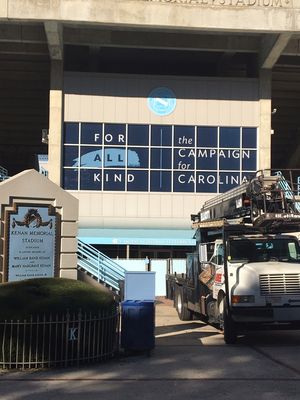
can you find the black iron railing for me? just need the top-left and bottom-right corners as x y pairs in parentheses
(0, 306), (120, 369)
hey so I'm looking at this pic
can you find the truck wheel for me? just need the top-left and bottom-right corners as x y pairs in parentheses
(175, 286), (192, 321)
(218, 297), (237, 344)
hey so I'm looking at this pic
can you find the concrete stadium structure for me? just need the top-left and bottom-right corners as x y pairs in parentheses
(1, 0), (300, 258)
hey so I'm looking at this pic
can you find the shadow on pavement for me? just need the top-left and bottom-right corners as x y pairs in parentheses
(237, 329), (300, 346)
(155, 321), (207, 335)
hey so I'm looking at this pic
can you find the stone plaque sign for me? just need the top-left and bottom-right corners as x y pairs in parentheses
(6, 205), (58, 282)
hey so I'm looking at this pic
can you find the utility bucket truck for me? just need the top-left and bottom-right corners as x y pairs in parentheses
(166, 169), (300, 343)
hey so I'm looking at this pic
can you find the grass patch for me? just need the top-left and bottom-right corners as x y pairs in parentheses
(0, 278), (116, 320)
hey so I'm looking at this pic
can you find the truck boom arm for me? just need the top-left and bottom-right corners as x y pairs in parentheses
(191, 169), (300, 232)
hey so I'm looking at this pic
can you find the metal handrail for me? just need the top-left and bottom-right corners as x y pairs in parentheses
(0, 165), (9, 181)
(77, 239), (126, 292)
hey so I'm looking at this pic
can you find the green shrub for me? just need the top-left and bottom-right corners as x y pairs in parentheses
(0, 278), (119, 368)
(0, 277), (116, 320)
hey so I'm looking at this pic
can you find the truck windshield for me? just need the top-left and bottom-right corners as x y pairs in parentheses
(229, 238), (300, 263)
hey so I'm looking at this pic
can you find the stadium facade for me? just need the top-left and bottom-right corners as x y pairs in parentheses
(1, 0), (300, 258)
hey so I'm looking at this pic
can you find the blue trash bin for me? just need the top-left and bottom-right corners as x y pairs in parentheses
(121, 300), (155, 352)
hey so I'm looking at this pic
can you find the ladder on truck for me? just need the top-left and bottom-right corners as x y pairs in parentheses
(191, 169), (300, 233)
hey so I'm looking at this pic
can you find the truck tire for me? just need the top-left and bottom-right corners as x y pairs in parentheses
(175, 286), (192, 321)
(218, 296), (237, 344)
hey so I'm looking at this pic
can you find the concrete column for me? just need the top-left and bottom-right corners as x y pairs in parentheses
(259, 69), (272, 171)
(0, 0), (8, 16)
(48, 60), (63, 186)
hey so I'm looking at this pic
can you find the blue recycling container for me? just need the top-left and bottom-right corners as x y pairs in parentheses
(121, 300), (155, 352)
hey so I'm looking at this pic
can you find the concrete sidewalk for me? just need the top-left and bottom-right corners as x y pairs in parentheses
(1, 298), (300, 399)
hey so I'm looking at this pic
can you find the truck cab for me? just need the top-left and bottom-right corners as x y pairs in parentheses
(196, 233), (300, 342)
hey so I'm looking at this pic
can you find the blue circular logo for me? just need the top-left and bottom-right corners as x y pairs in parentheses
(147, 87), (176, 116)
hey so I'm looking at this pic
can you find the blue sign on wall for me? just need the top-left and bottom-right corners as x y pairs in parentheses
(63, 123), (257, 193)
(147, 87), (177, 116)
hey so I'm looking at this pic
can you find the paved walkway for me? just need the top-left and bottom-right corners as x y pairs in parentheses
(1, 298), (300, 399)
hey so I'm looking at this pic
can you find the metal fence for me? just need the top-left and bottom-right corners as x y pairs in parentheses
(0, 306), (120, 369)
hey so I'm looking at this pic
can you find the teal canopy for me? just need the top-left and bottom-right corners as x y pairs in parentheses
(78, 228), (195, 246)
